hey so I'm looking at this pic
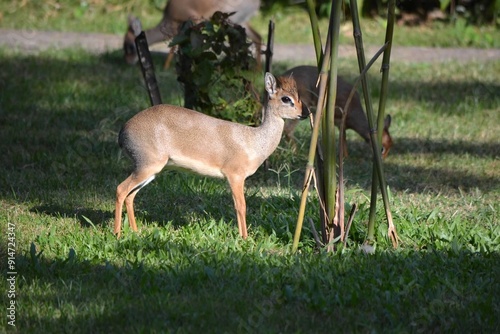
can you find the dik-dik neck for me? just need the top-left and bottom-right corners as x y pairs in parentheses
(145, 20), (177, 45)
(251, 108), (285, 160)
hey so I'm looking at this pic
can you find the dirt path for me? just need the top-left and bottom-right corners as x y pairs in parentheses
(1, 28), (499, 63)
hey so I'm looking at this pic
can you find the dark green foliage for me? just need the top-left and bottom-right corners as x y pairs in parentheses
(263, 0), (498, 26)
(364, 0), (499, 25)
(171, 11), (260, 125)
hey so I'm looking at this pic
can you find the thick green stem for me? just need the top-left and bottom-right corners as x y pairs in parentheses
(350, 0), (398, 247)
(378, 0), (395, 144)
(378, 0), (399, 246)
(305, 0), (323, 66)
(293, 0), (328, 252)
(368, 0), (399, 246)
(349, 0), (377, 242)
(367, 1), (396, 242)
(293, 0), (342, 252)
(323, 0), (342, 245)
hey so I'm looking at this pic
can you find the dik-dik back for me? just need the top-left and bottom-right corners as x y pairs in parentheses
(282, 65), (393, 158)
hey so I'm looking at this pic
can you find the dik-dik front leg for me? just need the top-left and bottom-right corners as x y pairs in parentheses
(227, 175), (248, 239)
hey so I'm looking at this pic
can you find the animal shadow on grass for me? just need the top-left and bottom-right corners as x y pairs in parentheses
(30, 204), (113, 229)
(340, 136), (500, 194)
(384, 137), (500, 194)
(294, 129), (500, 196)
(394, 137), (500, 159)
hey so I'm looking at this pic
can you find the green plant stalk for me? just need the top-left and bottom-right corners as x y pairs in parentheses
(322, 0), (342, 244)
(343, 43), (388, 113)
(306, 0), (323, 66)
(315, 72), (328, 243)
(336, 43), (389, 243)
(334, 41), (389, 242)
(377, 0), (395, 146)
(366, 0), (398, 243)
(314, 39), (333, 243)
(339, 43), (387, 245)
(337, 106), (347, 243)
(310, 0), (330, 243)
(349, 0), (397, 247)
(377, 0), (399, 246)
(293, 0), (333, 252)
(349, 0), (378, 242)
(366, 0), (399, 245)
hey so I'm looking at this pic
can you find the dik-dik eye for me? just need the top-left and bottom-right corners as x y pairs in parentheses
(281, 96), (293, 104)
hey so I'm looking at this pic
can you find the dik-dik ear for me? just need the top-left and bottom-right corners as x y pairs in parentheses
(265, 72), (277, 97)
(301, 102), (311, 118)
(128, 15), (143, 37)
(384, 114), (392, 130)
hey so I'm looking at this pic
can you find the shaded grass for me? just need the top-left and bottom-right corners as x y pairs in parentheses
(12, 239), (500, 333)
(0, 47), (499, 332)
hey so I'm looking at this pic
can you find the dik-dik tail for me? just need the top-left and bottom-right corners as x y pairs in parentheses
(114, 72), (308, 239)
(281, 65), (393, 158)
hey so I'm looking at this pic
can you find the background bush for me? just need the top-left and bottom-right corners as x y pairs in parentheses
(261, 0), (500, 25)
(172, 11), (261, 125)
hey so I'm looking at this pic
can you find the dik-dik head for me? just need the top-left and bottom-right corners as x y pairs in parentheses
(280, 65), (394, 159)
(270, 75), (310, 121)
(381, 114), (393, 159)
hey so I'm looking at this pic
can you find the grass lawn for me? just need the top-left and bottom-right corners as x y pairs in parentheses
(0, 46), (498, 333)
(0, 2), (499, 333)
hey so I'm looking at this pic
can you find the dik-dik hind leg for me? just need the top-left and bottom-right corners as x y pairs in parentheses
(115, 171), (157, 238)
(163, 45), (177, 69)
(124, 190), (140, 232)
(227, 175), (248, 239)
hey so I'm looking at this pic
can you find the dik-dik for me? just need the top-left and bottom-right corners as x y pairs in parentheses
(281, 65), (393, 158)
(124, 0), (262, 65)
(115, 73), (308, 239)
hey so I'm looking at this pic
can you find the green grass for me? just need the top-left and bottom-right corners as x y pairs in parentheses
(0, 2), (499, 331)
(1, 1), (500, 48)
(0, 43), (499, 332)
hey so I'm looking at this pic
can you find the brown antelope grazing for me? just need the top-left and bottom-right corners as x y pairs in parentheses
(115, 73), (308, 239)
(281, 65), (393, 158)
(124, 0), (262, 65)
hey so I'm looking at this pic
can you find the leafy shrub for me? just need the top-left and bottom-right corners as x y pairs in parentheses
(171, 11), (261, 125)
